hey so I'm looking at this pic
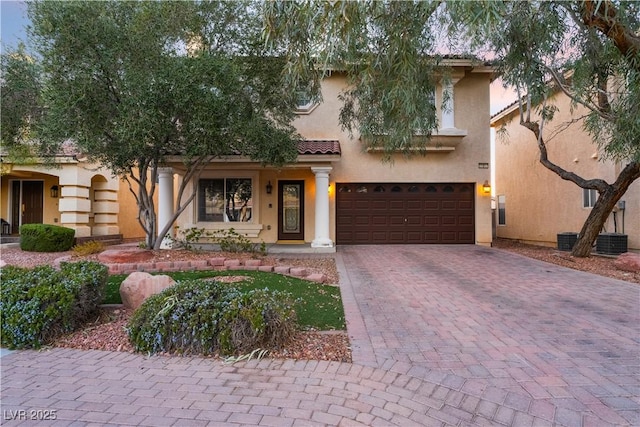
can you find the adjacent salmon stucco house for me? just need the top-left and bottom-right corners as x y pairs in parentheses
(1, 59), (494, 248)
(491, 91), (640, 251)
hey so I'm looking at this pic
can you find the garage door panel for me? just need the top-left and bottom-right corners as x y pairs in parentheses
(355, 216), (371, 225)
(458, 231), (474, 241)
(371, 216), (388, 225)
(459, 215), (474, 226)
(441, 216), (457, 225)
(424, 216), (440, 226)
(389, 216), (405, 225)
(406, 216), (421, 225)
(372, 200), (388, 210)
(337, 183), (475, 244)
(407, 200), (422, 210)
(388, 232), (405, 242)
(389, 200), (404, 210)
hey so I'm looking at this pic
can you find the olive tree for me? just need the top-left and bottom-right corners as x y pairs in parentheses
(26, 0), (302, 249)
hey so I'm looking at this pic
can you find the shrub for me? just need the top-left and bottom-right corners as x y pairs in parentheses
(218, 288), (297, 354)
(19, 223), (75, 252)
(72, 240), (105, 256)
(0, 261), (108, 349)
(126, 280), (297, 356)
(172, 226), (266, 255)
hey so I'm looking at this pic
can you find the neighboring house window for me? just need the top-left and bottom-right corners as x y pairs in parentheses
(583, 188), (598, 208)
(497, 195), (506, 225)
(198, 178), (253, 222)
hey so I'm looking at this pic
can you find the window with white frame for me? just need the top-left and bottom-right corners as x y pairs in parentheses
(497, 195), (506, 225)
(198, 178), (253, 222)
(295, 87), (318, 113)
(583, 188), (598, 208)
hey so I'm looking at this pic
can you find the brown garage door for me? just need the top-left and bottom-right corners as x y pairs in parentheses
(336, 183), (475, 244)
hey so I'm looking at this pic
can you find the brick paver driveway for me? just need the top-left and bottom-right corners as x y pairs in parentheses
(339, 245), (639, 426)
(1, 245), (638, 426)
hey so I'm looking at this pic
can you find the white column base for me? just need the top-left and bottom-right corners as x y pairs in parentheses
(160, 235), (173, 250)
(311, 237), (334, 248)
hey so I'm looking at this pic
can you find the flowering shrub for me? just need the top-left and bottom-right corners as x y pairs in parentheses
(127, 280), (297, 356)
(0, 261), (108, 349)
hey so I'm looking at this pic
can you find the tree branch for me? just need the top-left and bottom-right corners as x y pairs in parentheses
(580, 0), (640, 71)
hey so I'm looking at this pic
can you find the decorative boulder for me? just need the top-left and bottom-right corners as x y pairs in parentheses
(98, 249), (154, 264)
(120, 272), (176, 310)
(614, 252), (640, 273)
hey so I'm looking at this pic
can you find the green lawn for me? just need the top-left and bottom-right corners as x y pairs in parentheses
(105, 270), (345, 331)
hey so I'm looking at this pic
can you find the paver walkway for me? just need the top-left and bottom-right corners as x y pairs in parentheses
(1, 245), (638, 426)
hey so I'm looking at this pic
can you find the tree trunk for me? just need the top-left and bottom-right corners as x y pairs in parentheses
(520, 119), (640, 258)
(572, 190), (620, 257)
(572, 162), (640, 256)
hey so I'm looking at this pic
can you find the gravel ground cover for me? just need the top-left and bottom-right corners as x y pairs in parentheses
(1, 239), (636, 361)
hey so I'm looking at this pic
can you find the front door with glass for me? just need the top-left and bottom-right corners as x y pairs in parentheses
(278, 181), (304, 241)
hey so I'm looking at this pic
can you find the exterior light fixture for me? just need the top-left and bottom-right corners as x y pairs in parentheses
(482, 180), (491, 194)
(50, 185), (59, 198)
(266, 181), (273, 194)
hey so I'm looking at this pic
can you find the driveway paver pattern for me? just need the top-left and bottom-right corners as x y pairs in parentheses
(340, 245), (639, 426)
(1, 245), (638, 426)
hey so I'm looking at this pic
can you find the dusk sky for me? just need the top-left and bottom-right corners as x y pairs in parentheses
(0, 0), (514, 114)
(1, 1), (28, 50)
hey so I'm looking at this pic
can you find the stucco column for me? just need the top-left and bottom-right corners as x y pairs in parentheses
(59, 184), (91, 237)
(311, 166), (334, 248)
(158, 167), (174, 249)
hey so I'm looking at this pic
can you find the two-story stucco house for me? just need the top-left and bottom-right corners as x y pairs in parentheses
(491, 91), (639, 251)
(160, 59), (495, 249)
(1, 59), (494, 249)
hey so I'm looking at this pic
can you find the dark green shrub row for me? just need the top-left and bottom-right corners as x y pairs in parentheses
(20, 223), (75, 252)
(127, 280), (297, 356)
(0, 261), (108, 349)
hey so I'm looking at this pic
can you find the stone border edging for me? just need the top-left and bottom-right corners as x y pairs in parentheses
(94, 257), (328, 283)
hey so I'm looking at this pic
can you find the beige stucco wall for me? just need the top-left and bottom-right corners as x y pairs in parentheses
(493, 91), (640, 250)
(173, 68), (494, 246)
(117, 177), (148, 240)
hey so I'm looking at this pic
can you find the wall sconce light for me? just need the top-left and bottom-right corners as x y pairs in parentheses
(482, 180), (491, 194)
(50, 185), (59, 198)
(266, 181), (273, 194)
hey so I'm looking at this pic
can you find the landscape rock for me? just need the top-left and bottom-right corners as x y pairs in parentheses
(119, 272), (176, 310)
(614, 252), (640, 273)
(99, 249), (154, 264)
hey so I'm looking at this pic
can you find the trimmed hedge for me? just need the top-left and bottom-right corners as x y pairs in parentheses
(20, 223), (75, 252)
(0, 261), (108, 349)
(127, 280), (297, 356)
